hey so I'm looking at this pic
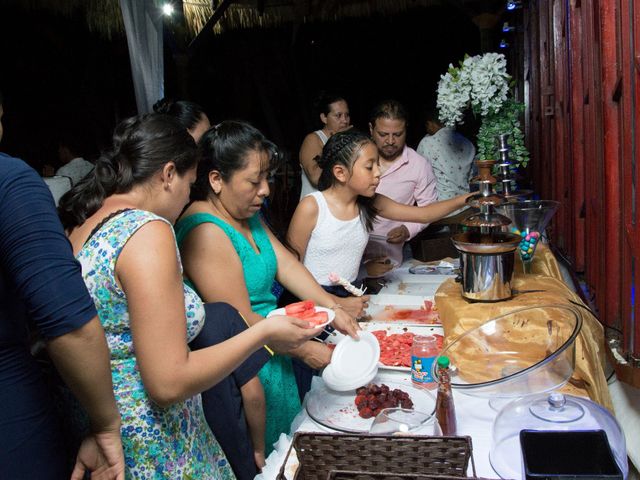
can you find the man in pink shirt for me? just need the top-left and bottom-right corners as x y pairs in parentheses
(364, 99), (438, 271)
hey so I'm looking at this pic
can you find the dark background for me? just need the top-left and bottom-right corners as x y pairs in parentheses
(0, 2), (521, 182)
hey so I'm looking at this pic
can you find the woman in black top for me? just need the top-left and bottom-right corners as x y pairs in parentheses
(0, 91), (123, 479)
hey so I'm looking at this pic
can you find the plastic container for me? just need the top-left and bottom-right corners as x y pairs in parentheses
(490, 393), (628, 479)
(432, 304), (582, 399)
(411, 335), (439, 389)
(520, 430), (623, 480)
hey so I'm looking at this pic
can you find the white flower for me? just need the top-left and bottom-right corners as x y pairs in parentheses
(436, 53), (511, 126)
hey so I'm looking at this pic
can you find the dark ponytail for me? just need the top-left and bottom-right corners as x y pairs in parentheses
(58, 114), (197, 231)
(316, 130), (379, 231)
(153, 98), (206, 131)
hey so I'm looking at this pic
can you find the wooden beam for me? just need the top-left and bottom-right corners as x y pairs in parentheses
(188, 0), (235, 50)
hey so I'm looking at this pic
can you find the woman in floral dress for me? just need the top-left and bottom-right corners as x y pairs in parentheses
(58, 114), (322, 479)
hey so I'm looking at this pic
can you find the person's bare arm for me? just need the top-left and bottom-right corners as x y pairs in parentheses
(240, 378), (266, 470)
(374, 192), (472, 224)
(181, 222), (263, 325)
(179, 218), (331, 368)
(119, 221), (320, 407)
(299, 133), (324, 188)
(267, 224), (361, 338)
(286, 194), (319, 260)
(48, 318), (124, 480)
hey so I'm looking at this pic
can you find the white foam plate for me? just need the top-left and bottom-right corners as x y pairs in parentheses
(266, 306), (335, 328)
(330, 331), (380, 381)
(322, 362), (378, 392)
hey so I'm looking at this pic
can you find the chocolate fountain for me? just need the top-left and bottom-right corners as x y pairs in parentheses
(451, 135), (522, 302)
(495, 133), (532, 200)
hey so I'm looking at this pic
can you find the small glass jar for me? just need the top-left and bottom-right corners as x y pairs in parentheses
(411, 335), (438, 389)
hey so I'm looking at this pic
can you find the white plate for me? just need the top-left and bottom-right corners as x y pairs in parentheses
(306, 378), (436, 433)
(325, 324), (444, 372)
(322, 362), (378, 392)
(266, 306), (335, 328)
(330, 331), (380, 381)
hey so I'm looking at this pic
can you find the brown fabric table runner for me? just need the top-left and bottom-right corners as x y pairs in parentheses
(435, 274), (613, 411)
(513, 242), (564, 281)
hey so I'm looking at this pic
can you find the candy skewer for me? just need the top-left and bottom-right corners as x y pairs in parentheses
(328, 272), (366, 297)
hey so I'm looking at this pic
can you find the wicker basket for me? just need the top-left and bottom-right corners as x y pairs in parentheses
(276, 433), (476, 480)
(326, 471), (476, 480)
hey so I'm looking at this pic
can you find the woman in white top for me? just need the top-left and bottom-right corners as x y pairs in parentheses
(298, 93), (351, 200)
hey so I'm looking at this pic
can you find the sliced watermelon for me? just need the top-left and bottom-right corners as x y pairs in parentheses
(284, 300), (315, 316)
(305, 311), (329, 326)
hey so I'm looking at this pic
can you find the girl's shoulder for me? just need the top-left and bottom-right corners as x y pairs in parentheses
(298, 191), (322, 212)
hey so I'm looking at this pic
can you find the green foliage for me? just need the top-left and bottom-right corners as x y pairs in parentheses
(476, 99), (529, 169)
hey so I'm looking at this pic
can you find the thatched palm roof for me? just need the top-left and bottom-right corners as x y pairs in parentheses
(7, 0), (502, 39)
(184, 0), (444, 36)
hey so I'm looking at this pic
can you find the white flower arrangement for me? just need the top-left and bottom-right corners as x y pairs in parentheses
(436, 52), (529, 168)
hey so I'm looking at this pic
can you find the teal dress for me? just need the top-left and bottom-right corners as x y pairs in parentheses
(175, 212), (301, 453)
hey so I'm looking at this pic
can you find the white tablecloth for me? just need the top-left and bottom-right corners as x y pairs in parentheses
(258, 262), (501, 480)
(258, 372), (499, 480)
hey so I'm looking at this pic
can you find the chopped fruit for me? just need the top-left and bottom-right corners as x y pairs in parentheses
(296, 308), (318, 319)
(353, 383), (413, 419)
(285, 300), (315, 316)
(373, 330), (443, 367)
(354, 395), (367, 409)
(306, 311), (329, 326)
(359, 407), (374, 419)
(282, 300), (331, 327)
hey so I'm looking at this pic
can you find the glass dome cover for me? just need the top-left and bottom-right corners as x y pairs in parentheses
(433, 304), (583, 398)
(490, 392), (628, 479)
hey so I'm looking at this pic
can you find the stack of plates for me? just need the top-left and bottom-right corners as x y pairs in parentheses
(322, 331), (380, 392)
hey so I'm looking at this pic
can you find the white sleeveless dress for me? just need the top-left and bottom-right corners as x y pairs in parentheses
(302, 191), (368, 284)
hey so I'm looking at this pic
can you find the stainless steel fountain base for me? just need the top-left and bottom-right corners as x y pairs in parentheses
(452, 232), (522, 302)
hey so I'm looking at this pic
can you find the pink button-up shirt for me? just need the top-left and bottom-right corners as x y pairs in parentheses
(370, 145), (438, 240)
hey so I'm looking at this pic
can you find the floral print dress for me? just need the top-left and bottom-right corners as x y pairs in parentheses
(77, 209), (235, 480)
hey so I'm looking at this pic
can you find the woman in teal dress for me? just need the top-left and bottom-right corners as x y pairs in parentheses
(174, 121), (365, 454)
(59, 114), (322, 479)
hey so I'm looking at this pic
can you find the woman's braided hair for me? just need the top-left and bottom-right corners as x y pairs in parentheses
(316, 129), (378, 231)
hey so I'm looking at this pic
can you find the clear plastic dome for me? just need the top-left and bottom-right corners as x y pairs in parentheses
(490, 392), (628, 479)
(433, 304), (582, 398)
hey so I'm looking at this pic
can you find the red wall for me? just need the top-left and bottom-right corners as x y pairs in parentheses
(525, 0), (640, 380)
